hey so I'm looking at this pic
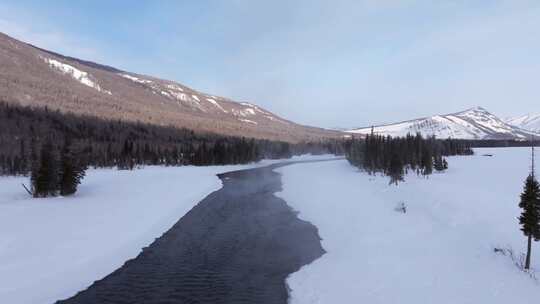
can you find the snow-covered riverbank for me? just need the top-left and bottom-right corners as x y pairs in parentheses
(0, 154), (332, 304)
(277, 148), (540, 304)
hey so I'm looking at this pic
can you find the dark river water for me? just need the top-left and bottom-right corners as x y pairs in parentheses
(56, 160), (334, 304)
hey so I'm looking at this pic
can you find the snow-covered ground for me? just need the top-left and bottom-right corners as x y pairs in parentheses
(0, 154), (332, 304)
(277, 147), (540, 304)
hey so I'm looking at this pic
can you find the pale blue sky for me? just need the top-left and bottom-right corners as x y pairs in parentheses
(1, 0), (539, 128)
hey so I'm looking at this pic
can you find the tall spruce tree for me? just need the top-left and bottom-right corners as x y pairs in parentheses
(518, 145), (540, 270)
(31, 140), (59, 198)
(388, 153), (404, 185)
(29, 139), (40, 195)
(421, 148), (433, 176)
(59, 137), (87, 196)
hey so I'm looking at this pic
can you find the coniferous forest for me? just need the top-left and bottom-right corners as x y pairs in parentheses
(344, 133), (474, 184)
(0, 101), (343, 178)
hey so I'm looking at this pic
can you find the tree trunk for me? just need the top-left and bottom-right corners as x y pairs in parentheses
(21, 183), (32, 196)
(525, 234), (532, 270)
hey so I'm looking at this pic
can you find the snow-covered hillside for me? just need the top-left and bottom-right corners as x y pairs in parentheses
(44, 57), (111, 95)
(347, 107), (537, 140)
(277, 148), (540, 304)
(0, 32), (339, 142)
(506, 114), (540, 134)
(118, 72), (291, 126)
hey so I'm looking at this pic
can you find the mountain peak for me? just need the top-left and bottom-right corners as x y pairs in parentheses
(505, 113), (540, 134)
(464, 106), (489, 113)
(347, 107), (538, 140)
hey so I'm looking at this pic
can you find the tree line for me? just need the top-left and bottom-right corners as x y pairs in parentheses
(27, 137), (87, 197)
(0, 101), (342, 197)
(344, 133), (474, 184)
(0, 101), (342, 175)
(467, 139), (540, 148)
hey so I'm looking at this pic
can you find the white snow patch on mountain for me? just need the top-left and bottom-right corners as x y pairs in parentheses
(264, 115), (289, 125)
(45, 58), (111, 94)
(162, 89), (206, 112)
(119, 73), (153, 85)
(166, 84), (184, 92)
(168, 91), (186, 101)
(233, 108), (256, 117)
(506, 114), (540, 133)
(348, 107), (536, 140)
(240, 102), (261, 109)
(241, 102), (271, 115)
(237, 102), (288, 124)
(244, 108), (256, 115)
(206, 98), (228, 113)
(120, 75), (208, 112)
(238, 118), (258, 125)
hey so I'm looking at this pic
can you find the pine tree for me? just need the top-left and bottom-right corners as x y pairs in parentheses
(31, 140), (59, 197)
(59, 138), (87, 196)
(19, 139), (28, 174)
(29, 139), (39, 194)
(518, 145), (540, 270)
(434, 155), (445, 171)
(388, 153), (404, 185)
(421, 149), (433, 176)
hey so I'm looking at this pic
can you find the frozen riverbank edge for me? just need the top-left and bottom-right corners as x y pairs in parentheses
(55, 159), (341, 303)
(277, 148), (540, 304)
(0, 154), (336, 304)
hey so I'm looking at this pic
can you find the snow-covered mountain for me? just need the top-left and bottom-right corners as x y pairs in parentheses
(0, 32), (339, 142)
(347, 107), (538, 140)
(505, 114), (540, 134)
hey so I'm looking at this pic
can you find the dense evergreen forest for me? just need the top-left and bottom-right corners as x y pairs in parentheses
(0, 102), (343, 176)
(345, 133), (474, 184)
(466, 139), (540, 148)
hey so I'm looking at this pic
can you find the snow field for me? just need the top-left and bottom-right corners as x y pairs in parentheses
(0, 154), (332, 304)
(277, 148), (540, 304)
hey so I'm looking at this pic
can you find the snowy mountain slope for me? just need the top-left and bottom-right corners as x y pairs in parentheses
(0, 32), (339, 142)
(347, 107), (538, 140)
(505, 114), (540, 134)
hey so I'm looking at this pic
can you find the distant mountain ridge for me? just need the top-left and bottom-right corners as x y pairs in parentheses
(0, 32), (340, 142)
(347, 107), (538, 140)
(505, 114), (540, 134)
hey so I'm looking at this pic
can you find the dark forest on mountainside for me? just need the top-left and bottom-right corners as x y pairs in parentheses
(0, 101), (343, 176)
